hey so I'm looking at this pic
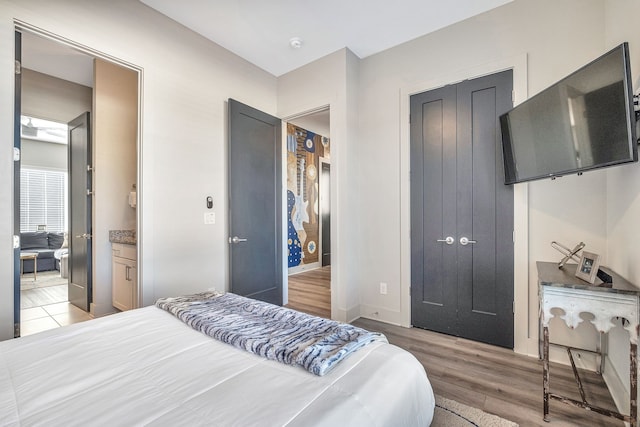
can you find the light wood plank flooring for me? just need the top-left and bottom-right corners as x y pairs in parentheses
(353, 318), (623, 427)
(286, 266), (331, 318)
(287, 267), (624, 425)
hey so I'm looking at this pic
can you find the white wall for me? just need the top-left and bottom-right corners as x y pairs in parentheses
(355, 0), (607, 354)
(3, 3), (636, 394)
(20, 68), (92, 171)
(0, 0), (277, 339)
(277, 48), (361, 322)
(288, 110), (330, 138)
(92, 58), (138, 316)
(21, 68), (92, 123)
(602, 0), (640, 412)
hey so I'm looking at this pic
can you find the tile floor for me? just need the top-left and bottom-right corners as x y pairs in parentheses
(20, 301), (93, 336)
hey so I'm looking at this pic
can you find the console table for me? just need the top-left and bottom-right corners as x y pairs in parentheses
(538, 261), (638, 426)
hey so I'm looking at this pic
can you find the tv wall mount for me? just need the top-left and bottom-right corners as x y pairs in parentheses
(634, 93), (640, 144)
(551, 241), (613, 284)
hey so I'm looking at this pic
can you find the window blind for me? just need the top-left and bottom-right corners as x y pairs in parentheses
(20, 168), (67, 233)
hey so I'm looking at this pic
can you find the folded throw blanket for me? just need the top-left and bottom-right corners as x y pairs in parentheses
(155, 292), (387, 376)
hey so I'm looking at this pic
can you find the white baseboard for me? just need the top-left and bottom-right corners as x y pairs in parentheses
(288, 262), (321, 275)
(333, 304), (361, 324)
(358, 304), (403, 326)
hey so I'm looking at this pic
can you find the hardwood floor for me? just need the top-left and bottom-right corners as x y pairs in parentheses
(286, 266), (331, 318)
(285, 267), (623, 425)
(353, 318), (624, 427)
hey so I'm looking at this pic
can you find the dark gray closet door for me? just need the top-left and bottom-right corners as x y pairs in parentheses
(411, 70), (514, 348)
(410, 84), (458, 335)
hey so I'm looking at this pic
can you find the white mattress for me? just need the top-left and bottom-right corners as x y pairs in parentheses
(0, 306), (434, 426)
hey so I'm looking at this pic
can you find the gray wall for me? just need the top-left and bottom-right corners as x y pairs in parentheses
(20, 68), (92, 171)
(22, 68), (92, 124)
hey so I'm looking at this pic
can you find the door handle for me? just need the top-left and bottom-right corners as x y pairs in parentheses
(459, 237), (477, 246)
(229, 236), (248, 244)
(436, 236), (455, 245)
(75, 233), (92, 239)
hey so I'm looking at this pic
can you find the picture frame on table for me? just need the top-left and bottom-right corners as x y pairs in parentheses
(575, 251), (601, 284)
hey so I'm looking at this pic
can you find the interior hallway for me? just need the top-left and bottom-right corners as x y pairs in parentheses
(286, 266), (331, 319)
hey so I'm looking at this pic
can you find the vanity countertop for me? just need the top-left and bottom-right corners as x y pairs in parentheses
(109, 229), (136, 245)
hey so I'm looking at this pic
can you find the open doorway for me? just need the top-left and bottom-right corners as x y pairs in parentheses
(17, 31), (94, 335)
(283, 108), (331, 318)
(15, 29), (139, 337)
(18, 113), (91, 335)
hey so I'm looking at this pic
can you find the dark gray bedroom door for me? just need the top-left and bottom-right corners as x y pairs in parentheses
(68, 112), (92, 312)
(228, 99), (282, 305)
(410, 70), (514, 348)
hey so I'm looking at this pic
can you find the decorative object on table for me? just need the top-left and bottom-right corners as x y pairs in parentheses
(550, 241), (612, 286)
(575, 251), (601, 284)
(551, 241), (585, 267)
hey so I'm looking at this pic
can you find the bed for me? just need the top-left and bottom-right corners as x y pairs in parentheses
(0, 293), (434, 426)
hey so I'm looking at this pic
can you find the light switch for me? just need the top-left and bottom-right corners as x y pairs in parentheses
(204, 212), (216, 225)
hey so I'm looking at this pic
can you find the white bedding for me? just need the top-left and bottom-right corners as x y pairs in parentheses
(0, 306), (434, 426)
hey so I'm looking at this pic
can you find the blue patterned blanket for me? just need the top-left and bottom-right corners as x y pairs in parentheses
(155, 292), (387, 376)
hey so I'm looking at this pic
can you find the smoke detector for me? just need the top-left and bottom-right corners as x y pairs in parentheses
(289, 37), (303, 49)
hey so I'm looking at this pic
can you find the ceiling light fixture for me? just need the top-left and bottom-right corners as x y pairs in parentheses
(289, 37), (303, 49)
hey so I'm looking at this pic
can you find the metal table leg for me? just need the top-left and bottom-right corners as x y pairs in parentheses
(543, 326), (550, 422)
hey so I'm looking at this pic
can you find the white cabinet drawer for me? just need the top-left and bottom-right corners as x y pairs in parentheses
(112, 243), (136, 261)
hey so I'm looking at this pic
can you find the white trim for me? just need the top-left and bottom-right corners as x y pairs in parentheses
(288, 262), (321, 275)
(398, 55), (530, 355)
(281, 105), (330, 122)
(13, 21), (146, 310)
(281, 107), (333, 314)
(15, 20), (141, 74)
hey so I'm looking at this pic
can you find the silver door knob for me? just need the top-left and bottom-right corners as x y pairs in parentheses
(75, 233), (92, 239)
(436, 236), (455, 245)
(459, 237), (477, 246)
(229, 236), (248, 244)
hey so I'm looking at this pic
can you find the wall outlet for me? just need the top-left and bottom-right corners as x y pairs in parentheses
(204, 212), (216, 225)
(379, 282), (388, 295)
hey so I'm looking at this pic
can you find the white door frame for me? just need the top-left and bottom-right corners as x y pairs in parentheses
(13, 20), (144, 317)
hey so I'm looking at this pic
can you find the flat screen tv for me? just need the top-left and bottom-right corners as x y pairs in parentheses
(500, 42), (637, 184)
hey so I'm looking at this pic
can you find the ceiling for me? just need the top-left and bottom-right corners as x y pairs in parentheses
(140, 0), (513, 76)
(20, 1), (513, 87)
